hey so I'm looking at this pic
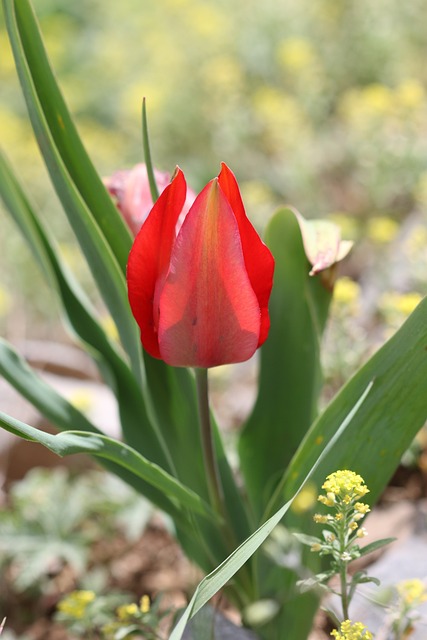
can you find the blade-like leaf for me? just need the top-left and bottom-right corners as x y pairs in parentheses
(3, 0), (143, 385)
(0, 336), (171, 474)
(358, 538), (396, 558)
(275, 296), (427, 516)
(169, 383), (372, 639)
(142, 98), (160, 202)
(0, 411), (217, 527)
(0, 340), (239, 567)
(4, 0), (133, 272)
(239, 209), (332, 517)
(0, 154), (174, 469)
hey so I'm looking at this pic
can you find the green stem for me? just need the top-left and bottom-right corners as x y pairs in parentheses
(195, 368), (224, 515)
(339, 562), (349, 620)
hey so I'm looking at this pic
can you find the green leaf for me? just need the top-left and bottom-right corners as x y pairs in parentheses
(142, 98), (160, 202)
(239, 208), (332, 517)
(0, 340), (183, 517)
(169, 382), (372, 640)
(0, 411), (217, 526)
(275, 296), (427, 516)
(2, 0), (143, 384)
(0, 151), (129, 388)
(3, 0), (133, 272)
(358, 538), (396, 558)
(0, 332), (170, 473)
(293, 533), (321, 548)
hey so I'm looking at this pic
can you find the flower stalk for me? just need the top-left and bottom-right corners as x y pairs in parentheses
(195, 368), (224, 515)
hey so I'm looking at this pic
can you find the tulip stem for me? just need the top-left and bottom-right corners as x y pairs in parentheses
(195, 368), (224, 515)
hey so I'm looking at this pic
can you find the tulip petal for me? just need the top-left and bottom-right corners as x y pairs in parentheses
(127, 168), (186, 358)
(294, 210), (353, 275)
(158, 179), (261, 368)
(218, 163), (274, 346)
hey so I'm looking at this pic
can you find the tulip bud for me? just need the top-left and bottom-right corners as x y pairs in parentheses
(104, 163), (196, 236)
(127, 163), (275, 368)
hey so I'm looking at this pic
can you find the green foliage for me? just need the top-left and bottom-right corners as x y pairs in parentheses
(0, 468), (152, 593)
(0, 0), (426, 638)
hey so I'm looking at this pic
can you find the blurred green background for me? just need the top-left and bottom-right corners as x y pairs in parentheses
(1, 0), (427, 369)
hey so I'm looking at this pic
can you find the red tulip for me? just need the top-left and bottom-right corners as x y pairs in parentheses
(127, 163), (274, 368)
(104, 163), (196, 236)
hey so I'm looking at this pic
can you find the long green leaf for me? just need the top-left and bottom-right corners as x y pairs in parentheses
(3, 0), (144, 385)
(0, 339), (173, 473)
(0, 153), (173, 468)
(271, 295), (427, 517)
(239, 209), (332, 517)
(5, 0), (133, 272)
(0, 412), (217, 524)
(0, 340), (241, 568)
(169, 382), (373, 640)
(0, 341), (187, 518)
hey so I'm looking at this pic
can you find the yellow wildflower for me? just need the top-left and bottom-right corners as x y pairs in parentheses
(277, 37), (315, 71)
(395, 79), (425, 111)
(57, 590), (96, 619)
(366, 216), (399, 244)
(331, 619), (373, 639)
(397, 578), (427, 606)
(117, 603), (139, 621)
(291, 483), (318, 514)
(380, 292), (422, 318)
(140, 595), (150, 613)
(333, 277), (360, 307)
(355, 503), (370, 515)
(322, 470), (369, 502)
(314, 513), (329, 524)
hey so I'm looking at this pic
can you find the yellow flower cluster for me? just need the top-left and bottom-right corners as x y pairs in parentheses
(397, 578), (427, 606)
(379, 292), (422, 318)
(331, 620), (373, 640)
(116, 595), (150, 621)
(320, 470), (369, 505)
(117, 603), (139, 621)
(57, 590), (96, 619)
(340, 79), (426, 131)
(333, 277), (361, 307)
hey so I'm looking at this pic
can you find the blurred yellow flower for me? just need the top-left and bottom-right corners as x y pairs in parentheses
(57, 590), (95, 619)
(291, 483), (317, 514)
(366, 216), (399, 244)
(380, 291), (422, 317)
(340, 84), (394, 129)
(395, 79), (425, 110)
(253, 87), (307, 134)
(361, 84), (394, 113)
(117, 603), (139, 620)
(403, 224), (427, 253)
(277, 37), (315, 71)
(333, 277), (361, 307)
(397, 578), (427, 606)
(202, 55), (243, 94)
(68, 389), (94, 414)
(140, 594), (150, 613)
(0, 29), (16, 76)
(0, 287), (11, 317)
(186, 4), (228, 39)
(101, 315), (120, 342)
